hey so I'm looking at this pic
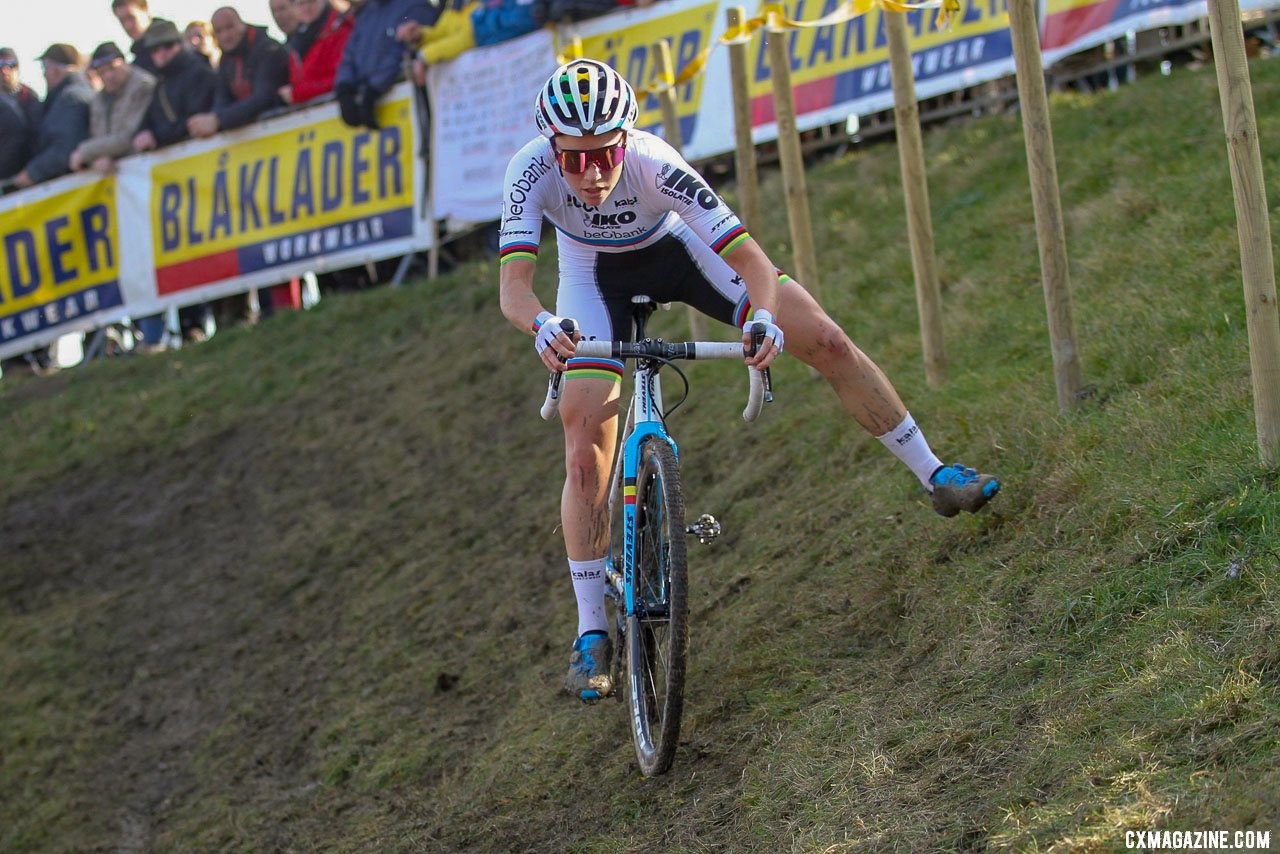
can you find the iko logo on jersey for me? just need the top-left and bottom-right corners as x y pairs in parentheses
(587, 211), (637, 227)
(655, 164), (719, 210)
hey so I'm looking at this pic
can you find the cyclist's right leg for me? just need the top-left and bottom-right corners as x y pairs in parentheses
(558, 373), (621, 567)
(554, 262), (629, 699)
(558, 372), (622, 701)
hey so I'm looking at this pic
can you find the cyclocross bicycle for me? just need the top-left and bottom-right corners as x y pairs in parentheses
(542, 295), (772, 776)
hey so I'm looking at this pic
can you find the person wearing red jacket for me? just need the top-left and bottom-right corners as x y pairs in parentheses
(279, 0), (353, 105)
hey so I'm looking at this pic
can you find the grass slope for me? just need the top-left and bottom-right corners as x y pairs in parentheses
(3, 59), (1279, 852)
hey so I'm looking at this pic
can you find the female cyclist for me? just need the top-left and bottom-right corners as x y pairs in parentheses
(498, 59), (1000, 702)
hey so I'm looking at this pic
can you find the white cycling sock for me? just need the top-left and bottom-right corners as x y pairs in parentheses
(569, 557), (609, 637)
(877, 412), (943, 490)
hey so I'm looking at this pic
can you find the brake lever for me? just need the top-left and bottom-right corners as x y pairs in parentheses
(546, 318), (578, 402)
(750, 321), (775, 404)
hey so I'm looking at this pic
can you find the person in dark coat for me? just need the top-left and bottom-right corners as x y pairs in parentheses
(112, 0), (160, 75)
(132, 19), (219, 151)
(0, 94), (31, 182)
(0, 48), (43, 130)
(0, 48), (40, 181)
(10, 44), (94, 188)
(334, 0), (437, 129)
(187, 7), (289, 137)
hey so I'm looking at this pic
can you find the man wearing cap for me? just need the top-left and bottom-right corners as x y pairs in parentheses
(9, 44), (94, 188)
(187, 7), (289, 138)
(0, 48), (43, 131)
(112, 0), (159, 74)
(0, 49), (40, 182)
(133, 19), (219, 151)
(69, 43), (155, 173)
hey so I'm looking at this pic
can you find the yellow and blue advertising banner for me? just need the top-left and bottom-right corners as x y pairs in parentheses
(741, 0), (1011, 129)
(559, 0), (1016, 158)
(0, 83), (429, 361)
(0, 177), (123, 358)
(143, 92), (421, 298)
(1041, 0), (1279, 64)
(580, 2), (721, 147)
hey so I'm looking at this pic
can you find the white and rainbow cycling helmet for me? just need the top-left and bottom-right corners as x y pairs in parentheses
(534, 58), (638, 138)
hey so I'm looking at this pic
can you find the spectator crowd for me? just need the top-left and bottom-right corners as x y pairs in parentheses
(2, 0), (659, 191)
(0, 0), (654, 372)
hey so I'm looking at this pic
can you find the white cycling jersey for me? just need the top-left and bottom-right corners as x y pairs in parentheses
(499, 129), (788, 345)
(498, 129), (750, 267)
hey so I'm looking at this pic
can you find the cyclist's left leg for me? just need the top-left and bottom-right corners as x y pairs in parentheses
(777, 278), (999, 514)
(669, 222), (998, 514)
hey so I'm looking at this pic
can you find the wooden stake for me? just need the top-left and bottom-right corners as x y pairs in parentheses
(653, 39), (707, 340)
(1207, 0), (1280, 463)
(653, 39), (682, 149)
(726, 6), (762, 233)
(764, 12), (821, 302)
(885, 8), (946, 388)
(1007, 0), (1084, 413)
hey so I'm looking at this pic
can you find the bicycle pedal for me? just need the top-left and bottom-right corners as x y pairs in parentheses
(685, 513), (721, 544)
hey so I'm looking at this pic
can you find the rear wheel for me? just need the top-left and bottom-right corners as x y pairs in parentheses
(625, 436), (687, 776)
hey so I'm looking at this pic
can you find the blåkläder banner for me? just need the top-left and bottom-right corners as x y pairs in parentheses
(0, 84), (428, 362)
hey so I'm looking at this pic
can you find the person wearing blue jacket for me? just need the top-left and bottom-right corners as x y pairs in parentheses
(334, 0), (438, 129)
(396, 0), (547, 66)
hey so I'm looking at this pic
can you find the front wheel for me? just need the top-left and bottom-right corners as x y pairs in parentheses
(626, 437), (688, 776)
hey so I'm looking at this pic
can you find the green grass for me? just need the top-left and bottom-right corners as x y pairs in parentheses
(3, 58), (1280, 851)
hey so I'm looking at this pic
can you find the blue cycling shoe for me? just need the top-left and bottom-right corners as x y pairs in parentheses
(928, 464), (1000, 517)
(565, 631), (613, 704)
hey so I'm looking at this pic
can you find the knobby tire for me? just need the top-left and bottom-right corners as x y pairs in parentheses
(626, 436), (688, 777)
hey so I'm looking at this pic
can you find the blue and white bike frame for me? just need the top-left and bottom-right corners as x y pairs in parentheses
(539, 298), (768, 774)
(541, 305), (765, 621)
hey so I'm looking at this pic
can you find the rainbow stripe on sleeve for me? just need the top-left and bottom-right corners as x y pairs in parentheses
(500, 243), (539, 265)
(712, 225), (750, 257)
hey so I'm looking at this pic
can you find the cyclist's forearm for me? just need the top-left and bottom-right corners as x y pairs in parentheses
(722, 239), (780, 319)
(499, 260), (546, 334)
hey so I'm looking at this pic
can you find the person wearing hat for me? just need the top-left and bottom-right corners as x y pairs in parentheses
(69, 42), (155, 173)
(132, 19), (219, 152)
(9, 44), (94, 188)
(0, 48), (40, 182)
(0, 48), (43, 131)
(130, 18), (220, 348)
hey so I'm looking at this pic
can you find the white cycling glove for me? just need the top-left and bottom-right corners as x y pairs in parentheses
(742, 309), (784, 354)
(533, 310), (576, 356)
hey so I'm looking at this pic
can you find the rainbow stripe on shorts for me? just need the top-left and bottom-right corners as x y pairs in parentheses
(565, 357), (624, 383)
